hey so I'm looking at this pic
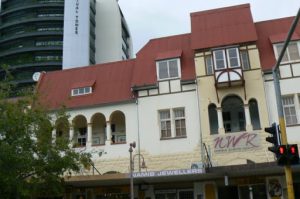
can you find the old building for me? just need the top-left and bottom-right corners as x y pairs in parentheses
(36, 3), (300, 199)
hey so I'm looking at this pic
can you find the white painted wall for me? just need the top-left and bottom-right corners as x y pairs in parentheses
(57, 102), (138, 160)
(264, 74), (300, 143)
(63, 0), (91, 69)
(137, 91), (201, 155)
(95, 0), (133, 63)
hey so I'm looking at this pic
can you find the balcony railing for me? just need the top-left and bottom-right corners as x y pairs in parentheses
(214, 66), (244, 88)
(0, 16), (63, 30)
(1, 0), (64, 15)
(0, 31), (63, 44)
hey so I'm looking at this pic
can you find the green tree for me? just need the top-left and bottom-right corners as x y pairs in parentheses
(0, 72), (90, 198)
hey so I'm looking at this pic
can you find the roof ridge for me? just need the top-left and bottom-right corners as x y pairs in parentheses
(191, 3), (250, 17)
(45, 59), (136, 75)
(255, 16), (295, 24)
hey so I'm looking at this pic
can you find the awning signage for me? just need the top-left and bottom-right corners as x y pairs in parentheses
(132, 168), (204, 178)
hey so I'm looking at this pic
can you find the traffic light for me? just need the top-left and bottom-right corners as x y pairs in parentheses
(265, 123), (281, 153)
(287, 144), (299, 165)
(277, 145), (288, 166)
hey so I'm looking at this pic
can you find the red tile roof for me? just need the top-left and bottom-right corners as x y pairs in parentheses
(156, 50), (182, 61)
(255, 17), (300, 71)
(190, 4), (257, 50)
(37, 60), (135, 110)
(132, 34), (195, 86)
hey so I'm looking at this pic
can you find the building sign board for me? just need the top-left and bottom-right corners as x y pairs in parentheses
(213, 132), (260, 152)
(132, 168), (204, 178)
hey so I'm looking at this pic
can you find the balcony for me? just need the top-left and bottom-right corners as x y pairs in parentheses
(0, 46), (62, 58)
(0, 31), (63, 44)
(0, 16), (63, 30)
(0, 1), (64, 16)
(214, 66), (244, 88)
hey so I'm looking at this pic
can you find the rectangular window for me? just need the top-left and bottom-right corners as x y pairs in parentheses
(205, 55), (213, 75)
(275, 42), (300, 62)
(157, 59), (180, 80)
(174, 108), (186, 137)
(159, 110), (171, 138)
(226, 48), (240, 68)
(72, 86), (92, 96)
(213, 50), (226, 69)
(159, 108), (186, 139)
(213, 47), (241, 70)
(282, 96), (298, 125)
(240, 50), (250, 70)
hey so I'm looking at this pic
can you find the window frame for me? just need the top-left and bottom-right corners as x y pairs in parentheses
(213, 49), (227, 70)
(240, 50), (250, 70)
(274, 41), (300, 63)
(205, 55), (214, 75)
(159, 107), (186, 139)
(213, 47), (242, 70)
(174, 108), (186, 137)
(282, 95), (298, 126)
(159, 109), (172, 138)
(71, 86), (92, 96)
(156, 58), (181, 81)
(226, 48), (240, 68)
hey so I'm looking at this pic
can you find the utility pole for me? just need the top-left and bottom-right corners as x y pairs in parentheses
(272, 8), (300, 199)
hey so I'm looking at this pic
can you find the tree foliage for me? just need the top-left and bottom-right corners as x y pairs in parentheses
(0, 74), (90, 198)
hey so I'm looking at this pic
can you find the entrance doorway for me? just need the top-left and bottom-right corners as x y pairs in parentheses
(218, 186), (239, 199)
(155, 189), (194, 199)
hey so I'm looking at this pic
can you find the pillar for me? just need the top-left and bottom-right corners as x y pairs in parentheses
(52, 129), (56, 144)
(69, 126), (74, 147)
(244, 104), (253, 131)
(87, 123), (92, 147)
(216, 107), (225, 134)
(106, 121), (111, 145)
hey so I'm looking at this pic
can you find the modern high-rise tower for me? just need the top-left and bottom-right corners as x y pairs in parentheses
(0, 0), (133, 88)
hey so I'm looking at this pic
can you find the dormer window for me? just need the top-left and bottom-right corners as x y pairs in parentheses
(156, 58), (181, 80)
(71, 80), (95, 96)
(213, 47), (240, 69)
(274, 41), (300, 63)
(72, 87), (92, 96)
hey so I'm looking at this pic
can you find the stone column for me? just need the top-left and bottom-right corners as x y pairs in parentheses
(69, 126), (74, 147)
(106, 121), (112, 145)
(217, 107), (225, 134)
(87, 123), (92, 147)
(244, 104), (253, 131)
(52, 129), (56, 144)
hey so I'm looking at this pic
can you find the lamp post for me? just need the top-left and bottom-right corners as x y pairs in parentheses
(129, 142), (147, 199)
(129, 141), (136, 199)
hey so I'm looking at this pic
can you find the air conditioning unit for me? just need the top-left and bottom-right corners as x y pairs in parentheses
(191, 162), (204, 169)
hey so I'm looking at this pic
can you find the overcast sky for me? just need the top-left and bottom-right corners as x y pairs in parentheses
(118, 0), (300, 55)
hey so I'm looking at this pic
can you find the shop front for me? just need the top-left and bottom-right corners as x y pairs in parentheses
(64, 164), (300, 199)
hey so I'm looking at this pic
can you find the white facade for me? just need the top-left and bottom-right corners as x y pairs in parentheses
(63, 0), (92, 68)
(95, 0), (133, 63)
(264, 70), (300, 144)
(63, 0), (133, 69)
(137, 91), (201, 156)
(52, 101), (138, 174)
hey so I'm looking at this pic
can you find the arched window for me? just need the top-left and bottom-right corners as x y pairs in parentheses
(208, 104), (218, 134)
(222, 95), (245, 133)
(91, 113), (106, 146)
(249, 99), (261, 130)
(110, 111), (126, 144)
(55, 117), (70, 140)
(73, 115), (87, 147)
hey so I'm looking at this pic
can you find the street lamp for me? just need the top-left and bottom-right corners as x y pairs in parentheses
(129, 141), (147, 199)
(129, 141), (136, 199)
(133, 153), (147, 172)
